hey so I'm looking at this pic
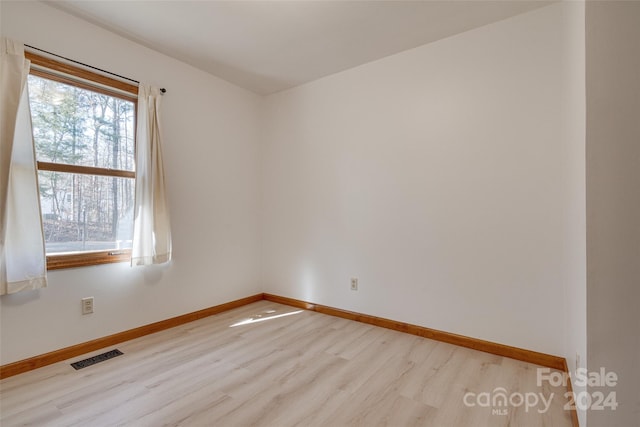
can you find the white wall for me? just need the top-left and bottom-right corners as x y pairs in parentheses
(0, 1), (262, 364)
(586, 2), (640, 426)
(261, 2), (586, 359)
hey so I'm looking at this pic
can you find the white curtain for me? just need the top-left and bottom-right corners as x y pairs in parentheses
(131, 85), (171, 266)
(0, 38), (47, 295)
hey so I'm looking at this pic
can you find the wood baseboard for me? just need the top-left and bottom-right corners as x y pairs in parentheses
(1, 289), (573, 404)
(263, 293), (567, 371)
(0, 293), (263, 380)
(562, 359), (581, 427)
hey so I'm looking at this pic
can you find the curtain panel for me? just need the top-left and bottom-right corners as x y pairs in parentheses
(131, 85), (172, 266)
(0, 38), (47, 295)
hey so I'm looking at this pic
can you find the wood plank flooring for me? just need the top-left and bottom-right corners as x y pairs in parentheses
(0, 301), (573, 426)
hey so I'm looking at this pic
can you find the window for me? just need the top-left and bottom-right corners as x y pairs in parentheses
(26, 52), (139, 269)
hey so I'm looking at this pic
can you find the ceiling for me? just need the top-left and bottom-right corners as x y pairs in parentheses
(46, 1), (551, 95)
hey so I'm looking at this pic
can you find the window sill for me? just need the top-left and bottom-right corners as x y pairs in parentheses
(46, 250), (131, 270)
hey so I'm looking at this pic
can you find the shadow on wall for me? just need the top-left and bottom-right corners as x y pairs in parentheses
(0, 288), (41, 306)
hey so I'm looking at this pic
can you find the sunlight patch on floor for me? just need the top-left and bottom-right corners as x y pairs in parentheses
(229, 310), (304, 327)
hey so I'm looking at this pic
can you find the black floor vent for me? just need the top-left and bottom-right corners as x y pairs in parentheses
(71, 349), (123, 370)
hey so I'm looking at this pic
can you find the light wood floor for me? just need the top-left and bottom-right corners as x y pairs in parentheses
(0, 301), (573, 426)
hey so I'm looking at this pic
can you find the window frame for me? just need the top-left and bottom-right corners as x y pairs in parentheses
(26, 52), (139, 270)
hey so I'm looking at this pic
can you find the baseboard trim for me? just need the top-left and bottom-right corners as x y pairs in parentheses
(263, 293), (567, 371)
(0, 293), (263, 379)
(0, 291), (571, 386)
(562, 359), (581, 427)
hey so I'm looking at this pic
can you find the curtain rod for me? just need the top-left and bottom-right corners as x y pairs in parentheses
(25, 44), (166, 94)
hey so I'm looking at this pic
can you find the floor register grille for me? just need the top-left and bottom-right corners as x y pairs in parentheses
(70, 349), (123, 370)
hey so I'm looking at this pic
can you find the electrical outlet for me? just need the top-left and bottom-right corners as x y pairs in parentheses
(82, 297), (94, 315)
(350, 277), (358, 291)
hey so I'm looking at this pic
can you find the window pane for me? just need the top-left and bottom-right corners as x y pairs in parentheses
(27, 74), (135, 171)
(39, 172), (134, 254)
